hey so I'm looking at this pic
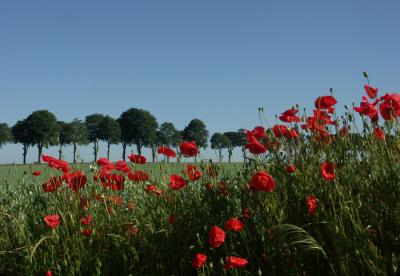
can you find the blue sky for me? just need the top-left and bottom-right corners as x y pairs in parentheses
(1, 0), (399, 163)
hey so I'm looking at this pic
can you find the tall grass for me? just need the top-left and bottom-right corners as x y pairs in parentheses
(1, 99), (400, 275)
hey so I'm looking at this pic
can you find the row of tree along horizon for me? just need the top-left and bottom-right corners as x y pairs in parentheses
(0, 108), (248, 164)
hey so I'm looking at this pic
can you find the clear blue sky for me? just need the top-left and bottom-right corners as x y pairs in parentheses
(1, 0), (399, 163)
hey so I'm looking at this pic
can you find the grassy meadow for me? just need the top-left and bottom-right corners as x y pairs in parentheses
(1, 91), (400, 275)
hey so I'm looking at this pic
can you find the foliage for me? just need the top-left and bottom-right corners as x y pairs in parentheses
(157, 122), (180, 147)
(85, 114), (105, 161)
(182, 118), (209, 149)
(25, 110), (59, 163)
(224, 131), (246, 162)
(210, 132), (230, 162)
(11, 119), (31, 164)
(0, 123), (13, 148)
(99, 116), (121, 159)
(1, 78), (400, 275)
(117, 108), (158, 155)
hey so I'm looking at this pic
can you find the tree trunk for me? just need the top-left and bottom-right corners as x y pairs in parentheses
(122, 142), (127, 161)
(37, 143), (43, 164)
(228, 148), (232, 163)
(242, 146), (246, 163)
(58, 145), (63, 160)
(219, 149), (223, 162)
(151, 147), (156, 163)
(93, 140), (99, 162)
(73, 143), (77, 163)
(23, 144), (28, 164)
(136, 143), (142, 155)
(107, 141), (111, 160)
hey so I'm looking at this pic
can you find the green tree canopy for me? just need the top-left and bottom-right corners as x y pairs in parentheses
(118, 108), (158, 156)
(69, 119), (88, 163)
(26, 110), (59, 163)
(85, 113), (105, 162)
(99, 115), (121, 159)
(57, 121), (73, 159)
(0, 123), (12, 148)
(182, 119), (209, 149)
(12, 119), (31, 164)
(210, 132), (230, 162)
(224, 131), (246, 162)
(157, 122), (180, 147)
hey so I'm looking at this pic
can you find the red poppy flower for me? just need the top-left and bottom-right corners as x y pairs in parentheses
(250, 171), (276, 192)
(46, 271), (52, 276)
(245, 131), (266, 155)
(169, 175), (187, 190)
(208, 226), (226, 248)
(82, 228), (92, 237)
(314, 95), (337, 109)
(206, 165), (219, 177)
(127, 225), (140, 236)
(80, 215), (92, 225)
(32, 171), (41, 176)
(44, 214), (60, 229)
(379, 93), (400, 121)
(192, 253), (207, 269)
(186, 165), (202, 181)
(128, 170), (149, 182)
(353, 96), (379, 122)
(223, 256), (248, 270)
(97, 158), (112, 167)
(157, 146), (177, 158)
(145, 184), (163, 196)
(320, 162), (336, 181)
(285, 165), (296, 174)
(364, 85), (378, 99)
(179, 141), (199, 157)
(65, 171), (87, 192)
(373, 127), (385, 140)
(80, 196), (89, 209)
(43, 182), (56, 193)
(43, 176), (63, 193)
(251, 126), (266, 139)
(167, 214), (177, 224)
(242, 208), (251, 219)
(225, 218), (244, 232)
(279, 108), (301, 123)
(272, 125), (298, 140)
(42, 154), (55, 163)
(108, 195), (123, 205)
(111, 174), (125, 190)
(114, 160), (130, 173)
(128, 154), (146, 164)
(306, 195), (318, 215)
(42, 155), (70, 173)
(339, 126), (349, 137)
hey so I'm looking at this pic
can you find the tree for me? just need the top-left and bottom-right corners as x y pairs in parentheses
(26, 110), (59, 163)
(12, 119), (31, 164)
(237, 129), (248, 163)
(0, 123), (12, 148)
(58, 121), (73, 160)
(157, 122), (180, 147)
(154, 122), (180, 162)
(68, 119), (88, 163)
(118, 108), (158, 157)
(99, 116), (121, 160)
(224, 131), (246, 162)
(182, 119), (209, 149)
(210, 133), (230, 162)
(85, 113), (105, 162)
